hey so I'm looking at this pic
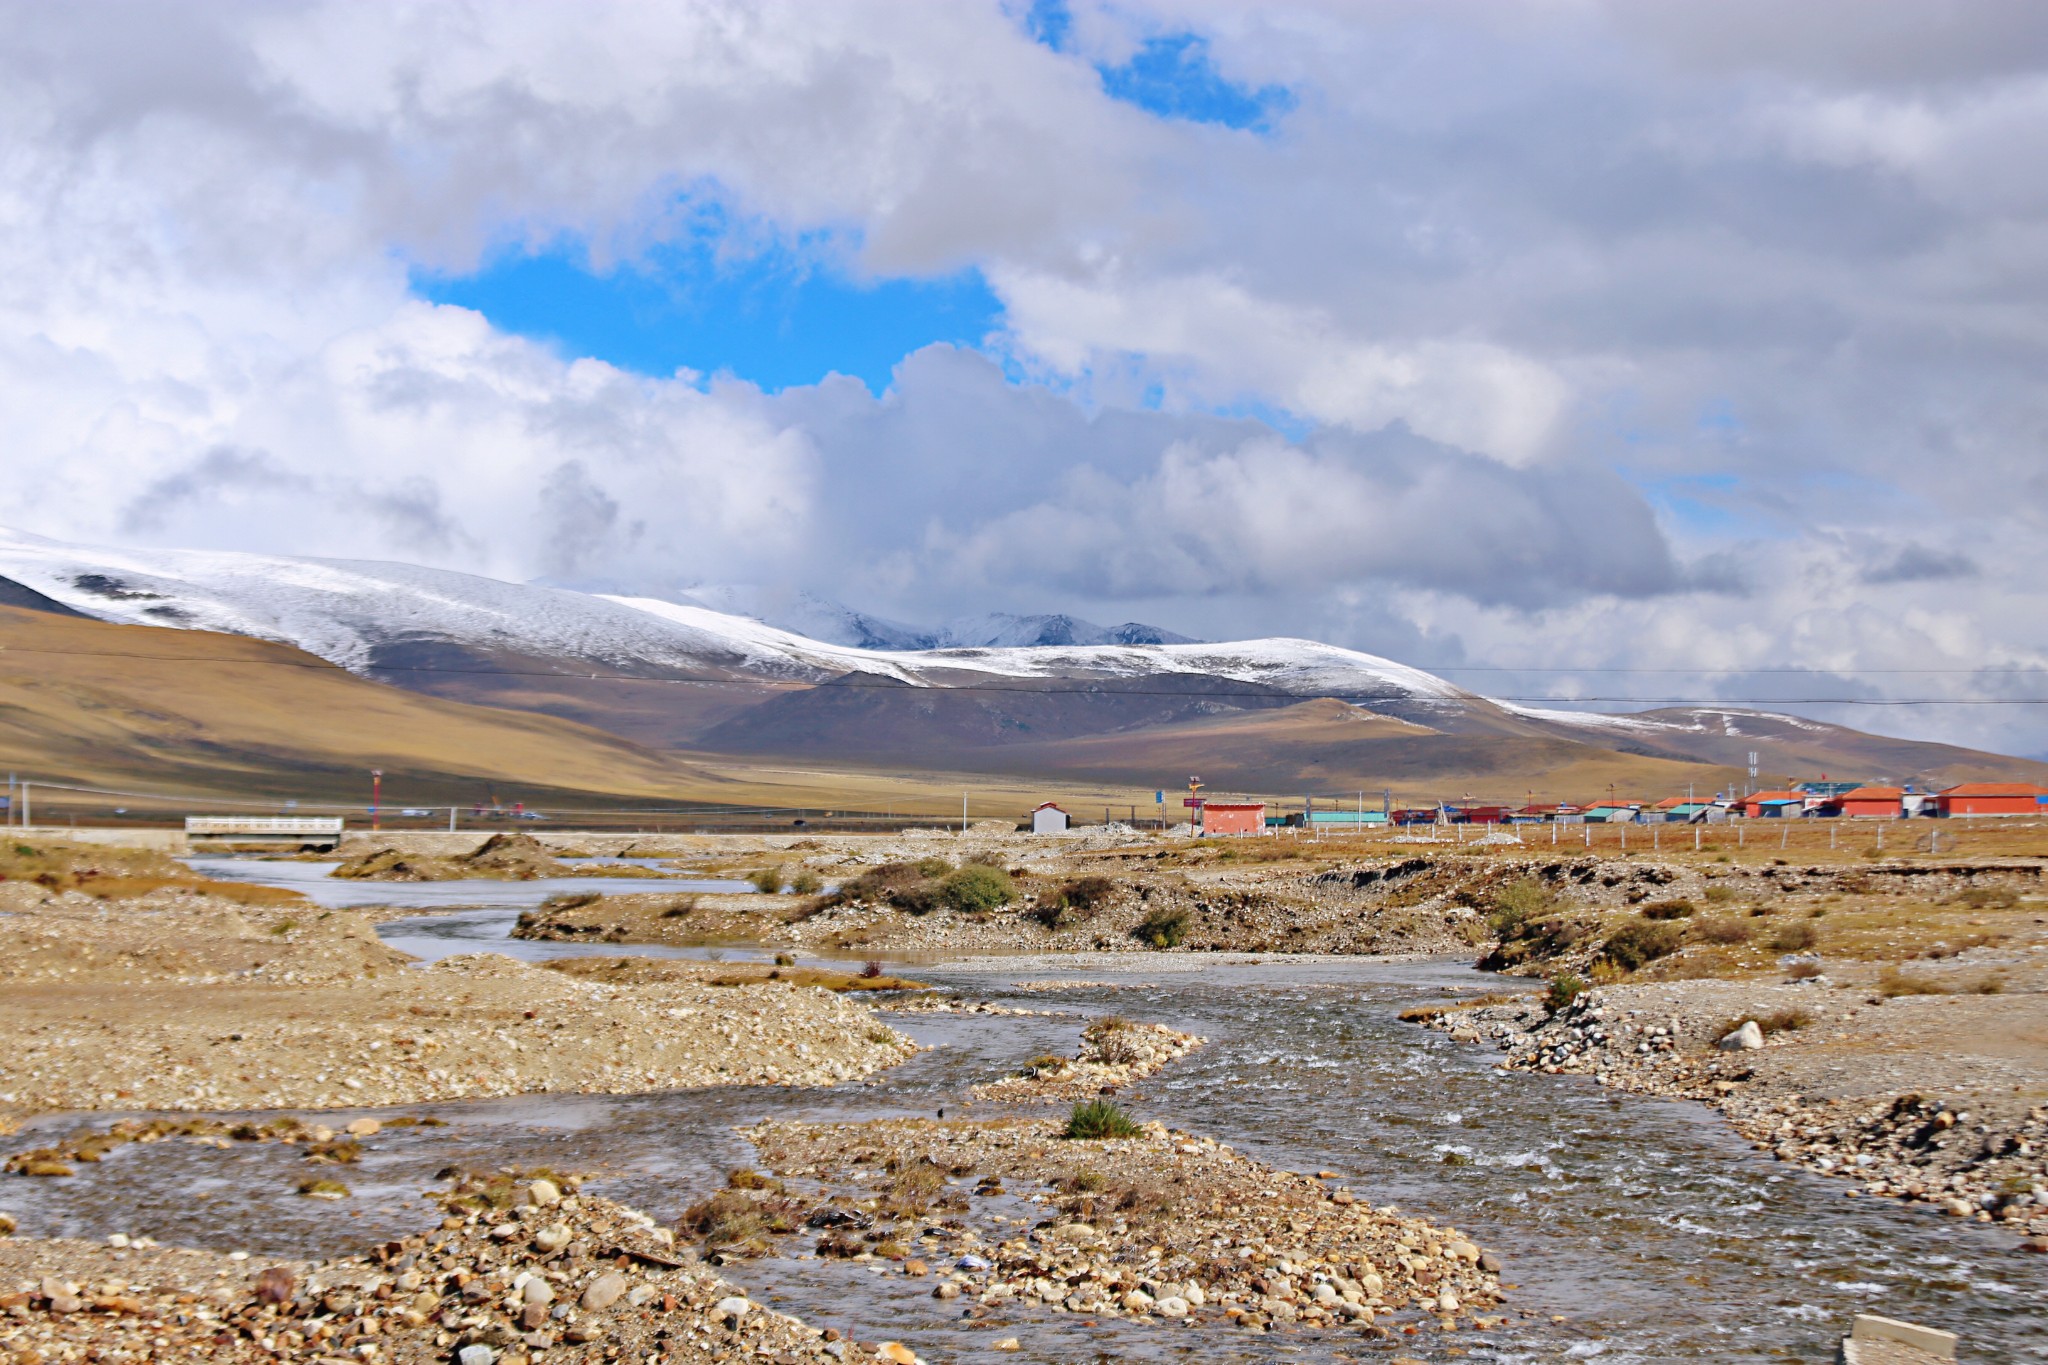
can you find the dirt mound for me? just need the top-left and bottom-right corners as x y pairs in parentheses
(462, 831), (568, 877)
(331, 832), (570, 882)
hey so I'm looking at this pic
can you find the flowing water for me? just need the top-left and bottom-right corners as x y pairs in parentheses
(9, 866), (2047, 1362)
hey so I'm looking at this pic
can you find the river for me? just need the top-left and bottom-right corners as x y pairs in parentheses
(8, 865), (2046, 1362)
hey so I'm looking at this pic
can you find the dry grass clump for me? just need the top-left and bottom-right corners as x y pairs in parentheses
(1721, 1008), (1811, 1036)
(1878, 966), (2006, 998)
(1598, 919), (1687, 972)
(1640, 899), (1697, 920)
(1768, 921), (1820, 952)
(1786, 960), (1826, 981)
(1032, 875), (1118, 929)
(1951, 885), (2020, 911)
(678, 1176), (805, 1257)
(1694, 917), (1752, 945)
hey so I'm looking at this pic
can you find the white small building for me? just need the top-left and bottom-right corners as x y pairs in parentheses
(1030, 802), (1070, 834)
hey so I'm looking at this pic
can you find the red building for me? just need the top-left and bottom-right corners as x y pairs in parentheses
(1733, 790), (1805, 819)
(1200, 802), (1267, 836)
(1834, 786), (1904, 819)
(1935, 783), (2046, 817)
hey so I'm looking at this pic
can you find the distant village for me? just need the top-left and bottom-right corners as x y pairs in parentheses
(1030, 780), (2048, 835)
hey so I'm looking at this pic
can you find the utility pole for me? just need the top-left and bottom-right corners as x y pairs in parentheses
(371, 770), (383, 833)
(448, 806), (457, 833)
(961, 791), (967, 835)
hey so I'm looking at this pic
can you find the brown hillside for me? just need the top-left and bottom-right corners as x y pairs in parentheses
(0, 606), (726, 806)
(917, 698), (1745, 802)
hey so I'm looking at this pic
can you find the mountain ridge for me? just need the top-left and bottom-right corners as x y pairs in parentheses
(0, 527), (2040, 795)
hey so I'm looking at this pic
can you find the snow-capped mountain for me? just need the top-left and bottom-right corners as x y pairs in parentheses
(4, 526), (2042, 791)
(9, 526), (2024, 789)
(0, 529), (1471, 713)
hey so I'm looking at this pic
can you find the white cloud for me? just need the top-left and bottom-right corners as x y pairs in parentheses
(0, 0), (2046, 753)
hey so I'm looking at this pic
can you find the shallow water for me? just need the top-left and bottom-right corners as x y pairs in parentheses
(183, 855), (755, 910)
(10, 865), (2047, 1362)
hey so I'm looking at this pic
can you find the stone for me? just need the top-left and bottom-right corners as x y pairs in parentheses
(344, 1118), (381, 1137)
(626, 1285), (657, 1307)
(715, 1295), (751, 1324)
(254, 1266), (296, 1305)
(0, 1212), (14, 1237)
(527, 1178), (562, 1207)
(519, 1303), (550, 1331)
(533, 1224), (571, 1253)
(878, 1344), (918, 1365)
(457, 1346), (495, 1365)
(1156, 1296), (1190, 1318)
(992, 1339), (1021, 1352)
(1183, 1285), (1206, 1306)
(1122, 1290), (1155, 1312)
(580, 1271), (628, 1311)
(933, 1282), (961, 1300)
(522, 1278), (553, 1305)
(1718, 1022), (1765, 1052)
(1479, 1253), (1504, 1275)
(1437, 1291), (1460, 1314)
(904, 1258), (929, 1276)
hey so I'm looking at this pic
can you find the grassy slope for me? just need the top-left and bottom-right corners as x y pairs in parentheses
(0, 606), (728, 805)
(788, 697), (1747, 804)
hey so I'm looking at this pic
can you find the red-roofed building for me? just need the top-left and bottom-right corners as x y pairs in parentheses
(1833, 786), (1904, 819)
(1934, 783), (2047, 817)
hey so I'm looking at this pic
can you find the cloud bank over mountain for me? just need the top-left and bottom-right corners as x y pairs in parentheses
(2, 0), (2045, 753)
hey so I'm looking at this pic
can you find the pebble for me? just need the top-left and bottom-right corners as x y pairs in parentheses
(581, 1270), (629, 1310)
(715, 1294), (752, 1323)
(457, 1346), (496, 1365)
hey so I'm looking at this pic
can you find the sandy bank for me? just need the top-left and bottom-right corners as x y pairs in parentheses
(0, 890), (914, 1119)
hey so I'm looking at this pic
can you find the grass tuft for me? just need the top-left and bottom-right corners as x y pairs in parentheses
(1062, 1099), (1141, 1141)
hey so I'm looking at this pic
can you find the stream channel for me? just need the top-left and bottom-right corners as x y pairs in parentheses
(9, 861), (2047, 1362)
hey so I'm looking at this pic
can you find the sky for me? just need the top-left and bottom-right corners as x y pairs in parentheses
(3, 0), (2047, 755)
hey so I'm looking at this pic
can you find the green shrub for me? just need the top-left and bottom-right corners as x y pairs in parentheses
(1702, 884), (1738, 904)
(1545, 972), (1587, 1011)
(1488, 877), (1556, 938)
(748, 866), (786, 894)
(1954, 886), (2020, 911)
(1640, 899), (1697, 921)
(1062, 1099), (1141, 1141)
(940, 864), (1015, 912)
(1599, 920), (1686, 972)
(913, 856), (954, 878)
(787, 869), (822, 896)
(1133, 906), (1190, 948)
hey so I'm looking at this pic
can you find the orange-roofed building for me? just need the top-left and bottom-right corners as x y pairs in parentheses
(1833, 786), (1904, 819)
(1934, 783), (2047, 817)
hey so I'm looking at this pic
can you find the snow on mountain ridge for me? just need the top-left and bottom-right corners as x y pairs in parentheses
(0, 528), (1473, 706)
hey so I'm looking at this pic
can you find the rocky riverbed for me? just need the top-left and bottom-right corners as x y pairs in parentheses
(969, 1017), (1205, 1104)
(741, 1115), (1507, 1339)
(1418, 979), (2048, 1249)
(0, 1167), (850, 1364)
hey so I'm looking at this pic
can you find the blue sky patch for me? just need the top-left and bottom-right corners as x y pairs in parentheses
(1027, 1), (1294, 131)
(412, 230), (1001, 394)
